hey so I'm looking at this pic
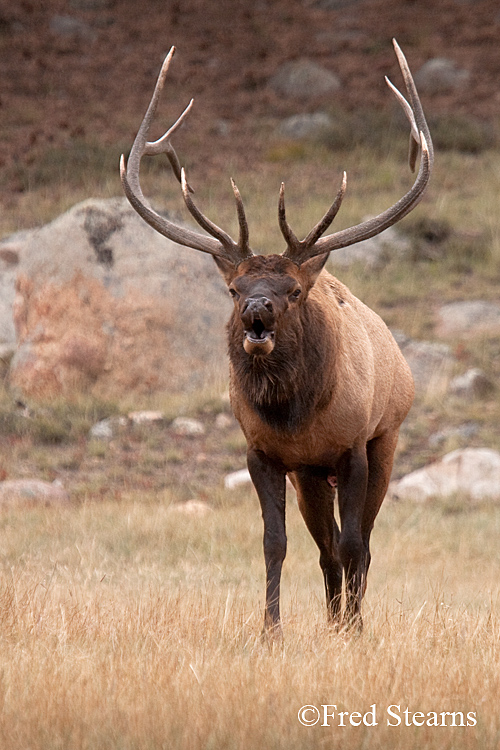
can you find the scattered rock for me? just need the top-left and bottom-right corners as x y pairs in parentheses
(89, 416), (127, 440)
(394, 333), (456, 393)
(312, 0), (365, 8)
(436, 300), (500, 337)
(8, 198), (230, 400)
(171, 417), (205, 436)
(0, 479), (70, 507)
(128, 410), (165, 425)
(224, 469), (295, 493)
(215, 413), (234, 430)
(414, 58), (470, 95)
(448, 368), (494, 399)
(389, 448), (500, 503)
(69, 0), (114, 8)
(269, 59), (341, 100)
(0, 236), (21, 359)
(168, 500), (213, 517)
(212, 119), (231, 137)
(428, 422), (479, 449)
(49, 14), (97, 42)
(329, 224), (410, 269)
(277, 112), (334, 140)
(224, 468), (252, 490)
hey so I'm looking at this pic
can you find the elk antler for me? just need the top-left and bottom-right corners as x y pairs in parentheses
(120, 47), (253, 265)
(280, 39), (434, 265)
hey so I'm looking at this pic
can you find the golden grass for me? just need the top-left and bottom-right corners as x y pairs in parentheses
(0, 493), (499, 749)
(1, 122), (500, 748)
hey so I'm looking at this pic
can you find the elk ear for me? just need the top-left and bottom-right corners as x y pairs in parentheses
(213, 256), (238, 285)
(299, 252), (330, 290)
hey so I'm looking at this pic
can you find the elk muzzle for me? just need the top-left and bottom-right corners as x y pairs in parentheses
(241, 296), (276, 356)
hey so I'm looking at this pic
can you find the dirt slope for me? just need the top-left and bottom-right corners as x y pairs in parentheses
(1, 0), (500, 194)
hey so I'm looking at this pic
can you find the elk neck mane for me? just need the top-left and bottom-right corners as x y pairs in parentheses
(228, 293), (337, 433)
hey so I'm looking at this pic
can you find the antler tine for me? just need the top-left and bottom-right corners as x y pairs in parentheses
(278, 182), (301, 255)
(281, 40), (433, 265)
(181, 169), (237, 250)
(231, 179), (251, 253)
(121, 47), (253, 264)
(281, 173), (347, 261)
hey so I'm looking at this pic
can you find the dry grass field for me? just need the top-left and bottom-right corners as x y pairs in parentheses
(0, 130), (499, 748)
(2, 4), (500, 744)
(0, 135), (500, 750)
(0, 491), (499, 749)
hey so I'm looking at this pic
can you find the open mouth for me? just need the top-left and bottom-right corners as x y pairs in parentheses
(245, 318), (274, 344)
(243, 318), (275, 355)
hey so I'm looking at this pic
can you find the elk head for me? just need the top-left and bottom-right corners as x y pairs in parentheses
(120, 41), (433, 360)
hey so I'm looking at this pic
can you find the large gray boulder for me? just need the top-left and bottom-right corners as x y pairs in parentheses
(328, 225), (410, 269)
(2, 198), (231, 399)
(390, 448), (500, 503)
(277, 112), (334, 140)
(414, 58), (470, 95)
(393, 332), (456, 394)
(0, 239), (20, 372)
(269, 59), (341, 100)
(436, 300), (500, 337)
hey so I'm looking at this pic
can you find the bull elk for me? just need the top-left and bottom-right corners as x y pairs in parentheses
(121, 40), (433, 634)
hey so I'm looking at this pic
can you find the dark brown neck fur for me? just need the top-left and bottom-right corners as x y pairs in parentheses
(228, 297), (336, 432)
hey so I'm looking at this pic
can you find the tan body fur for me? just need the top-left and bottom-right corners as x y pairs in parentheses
(231, 269), (414, 472)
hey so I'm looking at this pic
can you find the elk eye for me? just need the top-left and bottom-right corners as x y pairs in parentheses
(229, 288), (239, 299)
(290, 288), (302, 300)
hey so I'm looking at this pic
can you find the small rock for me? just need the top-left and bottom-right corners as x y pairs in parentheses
(269, 59), (341, 100)
(396, 337), (456, 393)
(428, 422), (479, 449)
(0, 479), (70, 507)
(277, 112), (333, 140)
(448, 368), (494, 400)
(128, 410), (165, 425)
(169, 500), (213, 517)
(69, 0), (114, 8)
(329, 224), (410, 269)
(313, 0), (365, 8)
(49, 14), (97, 42)
(89, 416), (127, 440)
(215, 413), (234, 430)
(414, 58), (470, 95)
(436, 301), (500, 337)
(171, 417), (205, 437)
(224, 469), (252, 490)
(389, 448), (500, 503)
(212, 119), (231, 137)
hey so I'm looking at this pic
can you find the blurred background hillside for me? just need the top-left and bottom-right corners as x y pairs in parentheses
(0, 0), (499, 480)
(1, 0), (500, 222)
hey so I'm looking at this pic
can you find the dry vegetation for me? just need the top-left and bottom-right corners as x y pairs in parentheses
(1, 1), (500, 746)
(0, 495), (499, 749)
(0, 113), (500, 750)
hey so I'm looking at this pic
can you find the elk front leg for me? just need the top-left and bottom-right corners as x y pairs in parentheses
(247, 449), (287, 636)
(337, 446), (369, 630)
(291, 467), (343, 623)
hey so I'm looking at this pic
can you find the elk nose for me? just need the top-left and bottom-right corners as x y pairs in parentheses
(241, 297), (274, 325)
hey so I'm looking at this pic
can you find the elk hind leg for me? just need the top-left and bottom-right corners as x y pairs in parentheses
(337, 447), (369, 630)
(360, 429), (401, 596)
